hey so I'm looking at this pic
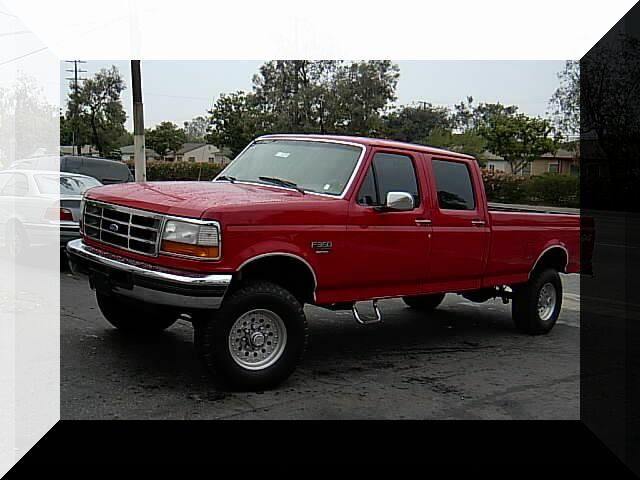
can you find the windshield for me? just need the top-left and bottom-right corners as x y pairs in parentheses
(35, 174), (102, 195)
(219, 140), (363, 195)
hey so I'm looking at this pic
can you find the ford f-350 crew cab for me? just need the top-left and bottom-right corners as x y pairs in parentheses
(67, 134), (594, 390)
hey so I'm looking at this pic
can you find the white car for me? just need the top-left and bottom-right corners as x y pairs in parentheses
(0, 170), (102, 258)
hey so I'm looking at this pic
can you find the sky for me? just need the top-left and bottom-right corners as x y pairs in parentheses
(59, 60), (567, 131)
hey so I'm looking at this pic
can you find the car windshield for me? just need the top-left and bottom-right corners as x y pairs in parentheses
(35, 174), (102, 195)
(218, 140), (363, 195)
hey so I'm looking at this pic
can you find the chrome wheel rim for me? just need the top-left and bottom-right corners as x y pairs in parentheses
(537, 283), (557, 321)
(228, 309), (287, 370)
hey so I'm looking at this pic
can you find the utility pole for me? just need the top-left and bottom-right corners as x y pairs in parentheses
(64, 60), (87, 155)
(131, 60), (146, 182)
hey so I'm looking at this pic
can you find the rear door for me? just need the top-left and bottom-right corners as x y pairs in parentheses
(425, 156), (490, 291)
(345, 148), (433, 298)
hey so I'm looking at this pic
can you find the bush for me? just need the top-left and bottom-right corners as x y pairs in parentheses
(126, 161), (223, 181)
(525, 173), (579, 207)
(482, 170), (579, 208)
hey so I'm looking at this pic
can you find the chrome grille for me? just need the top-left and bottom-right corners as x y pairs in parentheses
(82, 201), (164, 256)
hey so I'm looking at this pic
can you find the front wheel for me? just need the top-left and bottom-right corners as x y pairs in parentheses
(511, 268), (562, 335)
(194, 281), (308, 390)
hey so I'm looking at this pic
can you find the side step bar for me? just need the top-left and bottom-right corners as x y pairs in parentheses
(352, 300), (382, 325)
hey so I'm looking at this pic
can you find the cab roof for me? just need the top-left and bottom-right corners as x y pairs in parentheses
(256, 134), (475, 161)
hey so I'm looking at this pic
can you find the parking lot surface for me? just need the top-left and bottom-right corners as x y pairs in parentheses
(61, 268), (580, 420)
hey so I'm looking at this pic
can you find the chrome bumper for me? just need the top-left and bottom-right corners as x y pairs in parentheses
(66, 239), (232, 309)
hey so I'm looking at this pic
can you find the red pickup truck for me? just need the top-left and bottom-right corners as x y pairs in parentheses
(67, 134), (594, 390)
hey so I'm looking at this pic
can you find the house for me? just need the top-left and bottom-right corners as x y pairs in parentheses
(60, 145), (100, 156)
(120, 145), (161, 162)
(482, 146), (580, 177)
(164, 143), (231, 166)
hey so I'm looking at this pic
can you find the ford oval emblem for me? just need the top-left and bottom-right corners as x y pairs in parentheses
(109, 223), (119, 232)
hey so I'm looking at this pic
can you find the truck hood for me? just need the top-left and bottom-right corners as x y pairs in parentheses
(84, 181), (328, 218)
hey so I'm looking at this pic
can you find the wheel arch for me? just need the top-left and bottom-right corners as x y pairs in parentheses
(529, 244), (569, 278)
(233, 252), (318, 304)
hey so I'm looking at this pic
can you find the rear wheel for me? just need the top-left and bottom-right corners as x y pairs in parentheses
(402, 293), (446, 311)
(512, 268), (562, 335)
(96, 291), (179, 333)
(194, 281), (308, 390)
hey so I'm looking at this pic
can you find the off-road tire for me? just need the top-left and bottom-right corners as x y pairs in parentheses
(96, 291), (179, 333)
(194, 281), (308, 391)
(512, 268), (562, 335)
(402, 293), (446, 311)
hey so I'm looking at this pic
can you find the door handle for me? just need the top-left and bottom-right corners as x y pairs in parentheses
(471, 220), (486, 226)
(415, 219), (432, 226)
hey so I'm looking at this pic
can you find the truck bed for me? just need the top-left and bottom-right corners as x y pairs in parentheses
(488, 202), (579, 216)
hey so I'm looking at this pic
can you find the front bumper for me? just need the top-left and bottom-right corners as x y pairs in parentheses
(61, 224), (80, 248)
(66, 239), (232, 309)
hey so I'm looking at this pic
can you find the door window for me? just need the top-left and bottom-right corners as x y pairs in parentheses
(432, 159), (475, 211)
(357, 152), (420, 208)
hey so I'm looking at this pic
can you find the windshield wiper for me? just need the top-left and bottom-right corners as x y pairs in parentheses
(216, 175), (236, 183)
(258, 176), (305, 194)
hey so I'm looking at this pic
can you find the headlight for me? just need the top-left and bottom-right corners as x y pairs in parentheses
(160, 219), (221, 259)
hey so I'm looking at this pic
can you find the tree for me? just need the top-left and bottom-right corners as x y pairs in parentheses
(383, 103), (452, 144)
(60, 109), (74, 146)
(425, 129), (487, 160)
(249, 60), (399, 135)
(184, 115), (209, 141)
(479, 113), (559, 175)
(549, 61), (580, 138)
(206, 91), (267, 157)
(331, 60), (399, 135)
(453, 97), (519, 133)
(67, 66), (127, 157)
(0, 75), (58, 164)
(145, 121), (187, 158)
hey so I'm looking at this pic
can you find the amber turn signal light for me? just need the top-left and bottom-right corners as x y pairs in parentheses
(161, 240), (219, 259)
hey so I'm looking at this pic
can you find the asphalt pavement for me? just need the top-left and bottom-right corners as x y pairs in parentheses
(60, 265), (581, 420)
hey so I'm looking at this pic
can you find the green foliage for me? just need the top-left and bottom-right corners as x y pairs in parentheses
(482, 170), (579, 207)
(0, 74), (58, 163)
(208, 60), (400, 154)
(145, 121), (187, 157)
(453, 97), (519, 133)
(479, 112), (559, 175)
(183, 116), (209, 141)
(126, 161), (223, 181)
(549, 61), (579, 138)
(331, 60), (400, 135)
(67, 65), (127, 157)
(526, 173), (579, 207)
(206, 91), (267, 157)
(425, 129), (487, 159)
(383, 104), (452, 143)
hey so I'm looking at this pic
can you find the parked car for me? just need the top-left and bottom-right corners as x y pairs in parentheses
(0, 170), (102, 258)
(9, 155), (133, 184)
(66, 134), (595, 390)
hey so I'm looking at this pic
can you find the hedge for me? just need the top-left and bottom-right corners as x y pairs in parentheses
(127, 161), (579, 208)
(482, 170), (579, 208)
(126, 161), (224, 181)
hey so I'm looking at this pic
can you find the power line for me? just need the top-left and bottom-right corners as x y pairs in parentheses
(0, 30), (32, 37)
(0, 46), (47, 67)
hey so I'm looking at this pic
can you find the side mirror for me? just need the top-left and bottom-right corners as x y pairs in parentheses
(384, 191), (414, 211)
